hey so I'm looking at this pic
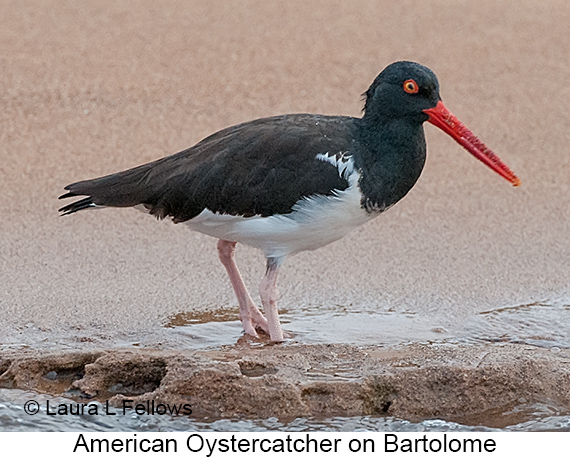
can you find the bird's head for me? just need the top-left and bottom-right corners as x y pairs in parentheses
(363, 61), (520, 186)
(363, 61), (441, 122)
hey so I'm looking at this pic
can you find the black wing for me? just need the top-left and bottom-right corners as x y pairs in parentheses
(59, 114), (358, 222)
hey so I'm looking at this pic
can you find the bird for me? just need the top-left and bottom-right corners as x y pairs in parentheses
(59, 61), (520, 342)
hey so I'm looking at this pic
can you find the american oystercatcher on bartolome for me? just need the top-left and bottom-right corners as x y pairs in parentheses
(59, 61), (520, 342)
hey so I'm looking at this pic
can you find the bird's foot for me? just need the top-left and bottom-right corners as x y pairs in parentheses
(239, 312), (292, 341)
(240, 308), (270, 338)
(238, 329), (293, 345)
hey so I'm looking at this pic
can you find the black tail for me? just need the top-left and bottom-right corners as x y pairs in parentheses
(58, 195), (97, 215)
(57, 159), (164, 216)
(57, 148), (200, 218)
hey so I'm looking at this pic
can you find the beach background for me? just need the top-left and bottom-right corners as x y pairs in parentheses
(1, 0), (569, 431)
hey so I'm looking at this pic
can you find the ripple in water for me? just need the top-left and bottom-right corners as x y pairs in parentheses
(462, 301), (570, 349)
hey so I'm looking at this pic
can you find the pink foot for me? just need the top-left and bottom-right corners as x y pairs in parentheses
(239, 306), (270, 337)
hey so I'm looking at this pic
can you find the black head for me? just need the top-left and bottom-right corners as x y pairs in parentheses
(363, 61), (441, 123)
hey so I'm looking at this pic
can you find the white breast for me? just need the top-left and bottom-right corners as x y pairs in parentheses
(184, 156), (378, 260)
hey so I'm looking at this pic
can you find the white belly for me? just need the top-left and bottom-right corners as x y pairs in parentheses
(184, 172), (377, 260)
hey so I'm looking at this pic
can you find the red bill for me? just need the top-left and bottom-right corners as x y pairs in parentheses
(424, 101), (521, 186)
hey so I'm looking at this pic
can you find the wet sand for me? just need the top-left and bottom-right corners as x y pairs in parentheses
(1, 1), (570, 427)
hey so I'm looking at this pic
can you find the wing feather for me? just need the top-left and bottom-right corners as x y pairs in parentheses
(59, 114), (358, 221)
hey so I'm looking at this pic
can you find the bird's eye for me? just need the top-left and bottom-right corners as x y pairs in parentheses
(403, 79), (419, 94)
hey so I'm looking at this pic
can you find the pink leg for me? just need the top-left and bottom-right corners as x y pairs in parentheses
(259, 260), (284, 342)
(217, 239), (269, 337)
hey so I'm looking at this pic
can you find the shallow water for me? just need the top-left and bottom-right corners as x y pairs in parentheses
(167, 300), (570, 350)
(462, 301), (570, 348)
(2, 389), (570, 432)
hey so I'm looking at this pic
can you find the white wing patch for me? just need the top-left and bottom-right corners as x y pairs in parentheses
(315, 151), (354, 179)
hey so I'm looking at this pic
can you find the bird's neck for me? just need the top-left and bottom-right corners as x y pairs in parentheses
(354, 117), (427, 212)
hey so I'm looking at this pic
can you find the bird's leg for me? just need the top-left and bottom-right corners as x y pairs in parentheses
(217, 239), (269, 337)
(259, 258), (284, 342)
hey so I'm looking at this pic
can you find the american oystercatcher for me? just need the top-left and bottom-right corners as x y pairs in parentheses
(59, 61), (520, 342)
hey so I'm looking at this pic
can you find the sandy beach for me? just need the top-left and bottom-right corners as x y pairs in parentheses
(1, 1), (569, 429)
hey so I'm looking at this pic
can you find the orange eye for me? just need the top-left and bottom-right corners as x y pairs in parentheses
(403, 79), (419, 94)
